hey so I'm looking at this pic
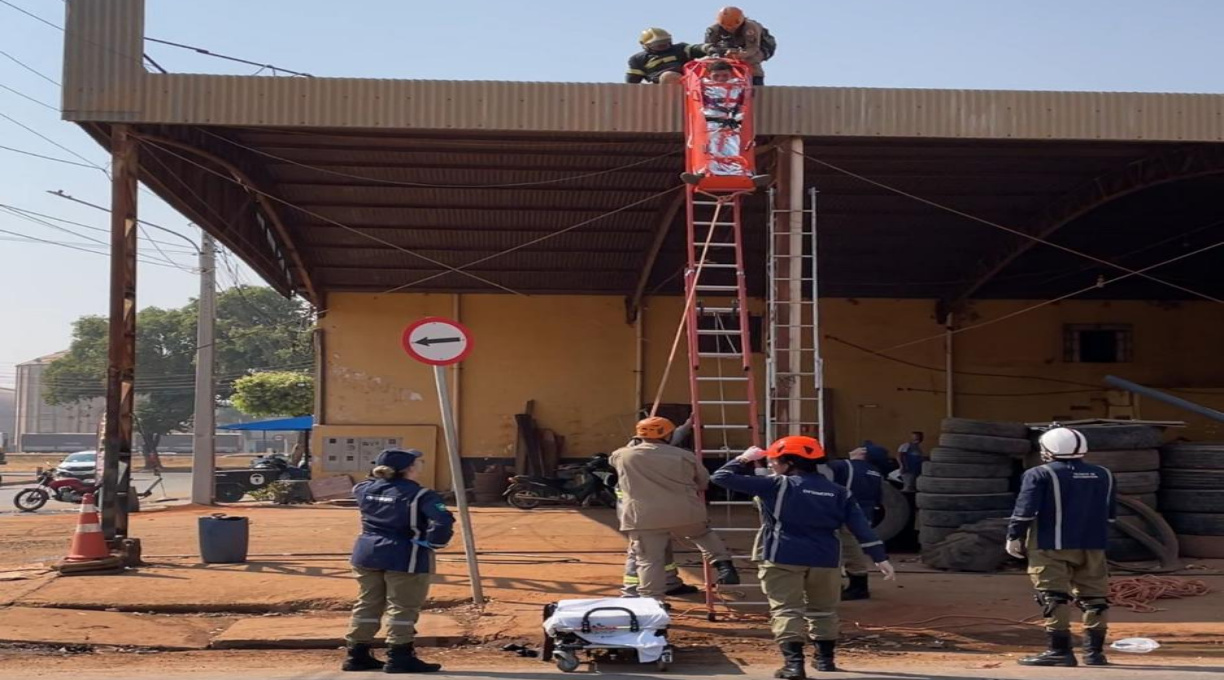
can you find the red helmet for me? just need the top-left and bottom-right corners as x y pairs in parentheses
(767, 436), (826, 461)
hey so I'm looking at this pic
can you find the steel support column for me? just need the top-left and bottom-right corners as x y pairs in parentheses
(101, 125), (138, 544)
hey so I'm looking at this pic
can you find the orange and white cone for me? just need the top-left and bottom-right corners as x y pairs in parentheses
(65, 492), (110, 562)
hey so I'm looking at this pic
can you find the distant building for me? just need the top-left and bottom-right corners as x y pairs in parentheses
(0, 386), (14, 448)
(14, 352), (105, 449)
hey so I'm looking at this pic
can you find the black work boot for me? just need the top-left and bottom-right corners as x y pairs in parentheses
(384, 643), (441, 674)
(342, 643), (384, 671)
(812, 639), (838, 672)
(666, 583), (701, 596)
(774, 641), (806, 679)
(1018, 631), (1078, 667)
(841, 574), (870, 601)
(714, 560), (741, 585)
(1083, 629), (1109, 666)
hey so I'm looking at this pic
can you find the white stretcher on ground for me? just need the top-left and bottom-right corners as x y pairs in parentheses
(542, 597), (673, 672)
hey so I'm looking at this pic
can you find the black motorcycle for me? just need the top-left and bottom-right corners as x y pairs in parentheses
(504, 454), (617, 510)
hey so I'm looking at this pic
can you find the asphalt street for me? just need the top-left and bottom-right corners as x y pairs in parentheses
(0, 470), (194, 515)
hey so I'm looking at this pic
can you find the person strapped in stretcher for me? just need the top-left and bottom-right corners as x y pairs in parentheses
(680, 58), (771, 193)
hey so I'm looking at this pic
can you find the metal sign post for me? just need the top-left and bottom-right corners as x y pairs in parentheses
(401, 316), (483, 605)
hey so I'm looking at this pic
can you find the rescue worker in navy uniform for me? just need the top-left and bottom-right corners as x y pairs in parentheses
(626, 28), (708, 85)
(345, 448), (454, 673)
(1006, 427), (1116, 667)
(827, 446), (883, 601)
(704, 6), (774, 86)
(712, 436), (896, 677)
(611, 416), (740, 602)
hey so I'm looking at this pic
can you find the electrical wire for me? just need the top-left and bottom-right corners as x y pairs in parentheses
(200, 128), (680, 189)
(787, 147), (1224, 305)
(0, 142), (98, 169)
(0, 203), (197, 253)
(0, 80), (57, 110)
(138, 135), (680, 298)
(0, 48), (60, 86)
(143, 37), (313, 78)
(0, 110), (106, 171)
(0, 225), (189, 270)
(0, 204), (196, 271)
(0, 0), (59, 31)
(878, 235), (1224, 354)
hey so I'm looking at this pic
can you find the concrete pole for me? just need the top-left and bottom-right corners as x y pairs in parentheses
(191, 234), (217, 505)
(434, 365), (484, 605)
(787, 138), (804, 434)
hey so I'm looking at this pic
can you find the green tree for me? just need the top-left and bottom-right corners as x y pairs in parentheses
(42, 286), (314, 469)
(230, 371), (315, 418)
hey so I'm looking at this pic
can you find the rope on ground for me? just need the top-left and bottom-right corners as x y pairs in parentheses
(1109, 575), (1211, 613)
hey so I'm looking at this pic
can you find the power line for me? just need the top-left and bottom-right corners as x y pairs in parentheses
(0, 48), (60, 86)
(0, 81), (57, 111)
(46, 191), (201, 253)
(790, 147), (1224, 305)
(0, 143), (96, 169)
(143, 37), (313, 78)
(0, 110), (105, 171)
(0, 0), (59, 31)
(0, 225), (192, 270)
(0, 204), (196, 271)
(0, 203), (196, 253)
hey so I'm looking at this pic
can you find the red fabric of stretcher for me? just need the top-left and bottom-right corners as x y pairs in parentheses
(682, 58), (757, 193)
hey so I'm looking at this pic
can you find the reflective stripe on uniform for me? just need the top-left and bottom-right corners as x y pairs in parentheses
(626, 69), (646, 76)
(1047, 466), (1064, 550)
(387, 619), (416, 627)
(859, 541), (882, 549)
(664, 563), (678, 571)
(351, 617), (382, 624)
(408, 487), (426, 567)
(623, 576), (640, 585)
(768, 477), (788, 562)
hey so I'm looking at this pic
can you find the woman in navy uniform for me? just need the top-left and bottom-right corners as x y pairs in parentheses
(344, 448), (454, 673)
(712, 436), (896, 677)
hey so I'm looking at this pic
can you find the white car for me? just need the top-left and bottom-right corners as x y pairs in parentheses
(56, 450), (98, 480)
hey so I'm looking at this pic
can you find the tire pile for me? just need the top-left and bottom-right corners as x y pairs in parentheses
(1160, 442), (1224, 559)
(1074, 425), (1165, 562)
(917, 418), (1028, 551)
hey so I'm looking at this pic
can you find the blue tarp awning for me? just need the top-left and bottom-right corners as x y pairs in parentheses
(219, 415), (313, 431)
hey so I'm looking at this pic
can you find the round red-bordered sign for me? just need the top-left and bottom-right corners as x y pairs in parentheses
(401, 316), (473, 366)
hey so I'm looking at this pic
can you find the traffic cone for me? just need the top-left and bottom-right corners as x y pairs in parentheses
(65, 493), (111, 562)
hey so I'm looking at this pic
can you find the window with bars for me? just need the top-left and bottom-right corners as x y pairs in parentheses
(1063, 324), (1133, 363)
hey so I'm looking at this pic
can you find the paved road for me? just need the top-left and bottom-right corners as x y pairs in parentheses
(57, 661), (1224, 680)
(0, 471), (194, 515)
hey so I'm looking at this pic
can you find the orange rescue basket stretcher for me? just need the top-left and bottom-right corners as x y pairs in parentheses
(681, 58), (759, 193)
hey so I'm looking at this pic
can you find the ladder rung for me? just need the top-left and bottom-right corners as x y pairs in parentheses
(709, 527), (760, 531)
(700, 400), (750, 405)
(698, 221), (737, 227)
(697, 376), (747, 381)
(775, 372), (820, 376)
(698, 352), (744, 359)
(771, 254), (814, 258)
(718, 601), (770, 606)
(703, 424), (751, 430)
(696, 285), (740, 291)
(703, 243), (737, 248)
(767, 396), (824, 401)
(698, 307), (736, 314)
(702, 263), (737, 269)
(710, 501), (759, 507)
(697, 329), (740, 335)
(699, 449), (740, 454)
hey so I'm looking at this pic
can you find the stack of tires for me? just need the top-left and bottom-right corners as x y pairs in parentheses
(1075, 425), (1164, 562)
(917, 418), (1029, 550)
(1160, 442), (1224, 559)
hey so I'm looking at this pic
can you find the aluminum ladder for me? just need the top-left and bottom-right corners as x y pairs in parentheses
(766, 186), (824, 445)
(683, 188), (765, 620)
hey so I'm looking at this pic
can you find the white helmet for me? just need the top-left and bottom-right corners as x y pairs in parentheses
(1039, 427), (1088, 460)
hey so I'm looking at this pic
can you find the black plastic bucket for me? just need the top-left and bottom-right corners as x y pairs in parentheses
(198, 514), (249, 564)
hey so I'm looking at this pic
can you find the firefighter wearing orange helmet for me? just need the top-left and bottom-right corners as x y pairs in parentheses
(609, 415), (740, 601)
(704, 6), (776, 85)
(712, 436), (896, 676)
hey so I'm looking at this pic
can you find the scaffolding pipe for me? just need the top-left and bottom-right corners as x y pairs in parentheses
(787, 138), (804, 434)
(1104, 375), (1224, 423)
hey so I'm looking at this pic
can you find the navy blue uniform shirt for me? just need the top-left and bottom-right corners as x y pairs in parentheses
(351, 477), (455, 573)
(711, 461), (888, 568)
(1007, 460), (1116, 550)
(828, 459), (883, 515)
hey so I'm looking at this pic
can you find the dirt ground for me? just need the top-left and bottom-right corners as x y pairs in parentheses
(0, 504), (1221, 672)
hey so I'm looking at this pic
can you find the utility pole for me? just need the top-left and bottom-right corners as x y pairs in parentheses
(191, 234), (217, 505)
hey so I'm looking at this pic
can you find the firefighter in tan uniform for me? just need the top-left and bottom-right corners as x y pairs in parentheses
(1007, 427), (1117, 667)
(703, 6), (777, 85)
(610, 416), (740, 600)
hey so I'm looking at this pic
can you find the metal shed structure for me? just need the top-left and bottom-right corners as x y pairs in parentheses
(62, 0), (1224, 541)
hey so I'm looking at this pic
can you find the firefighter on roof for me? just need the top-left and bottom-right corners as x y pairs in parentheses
(627, 27), (708, 85)
(712, 437), (896, 676)
(1007, 427), (1117, 667)
(704, 7), (776, 85)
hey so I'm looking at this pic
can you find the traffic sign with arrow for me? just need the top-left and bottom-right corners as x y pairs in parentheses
(401, 317), (473, 366)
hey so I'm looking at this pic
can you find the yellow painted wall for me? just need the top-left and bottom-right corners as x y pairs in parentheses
(319, 293), (1224, 480)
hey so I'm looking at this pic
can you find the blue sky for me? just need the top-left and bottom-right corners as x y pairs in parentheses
(2, 0), (1224, 386)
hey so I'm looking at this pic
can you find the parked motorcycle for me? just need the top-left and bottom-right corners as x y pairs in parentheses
(14, 468), (97, 512)
(504, 454), (617, 510)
